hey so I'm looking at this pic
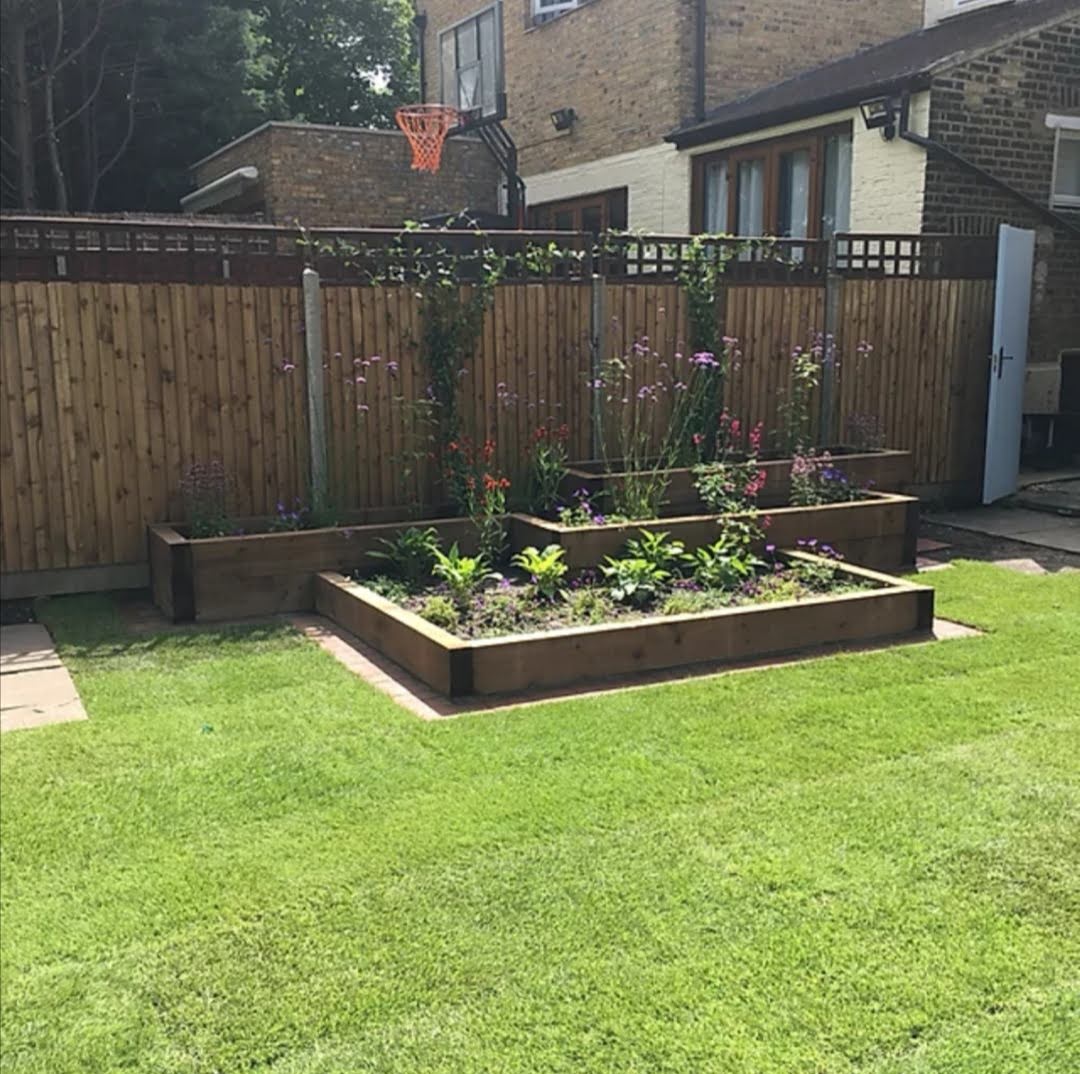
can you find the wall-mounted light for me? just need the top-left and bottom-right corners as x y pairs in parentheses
(550, 107), (577, 132)
(859, 96), (900, 141)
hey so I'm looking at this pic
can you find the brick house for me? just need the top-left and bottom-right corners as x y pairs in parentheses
(418, 0), (928, 228)
(184, 121), (502, 227)
(421, 0), (1078, 421)
(668, 0), (1079, 407)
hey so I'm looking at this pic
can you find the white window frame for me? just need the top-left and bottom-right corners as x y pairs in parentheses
(532, 0), (584, 25)
(1047, 114), (1080, 210)
(438, 3), (505, 119)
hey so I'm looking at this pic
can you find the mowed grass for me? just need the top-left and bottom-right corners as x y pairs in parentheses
(1, 561), (1078, 1073)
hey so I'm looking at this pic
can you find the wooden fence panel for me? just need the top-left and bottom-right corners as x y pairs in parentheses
(0, 273), (993, 581)
(835, 278), (993, 489)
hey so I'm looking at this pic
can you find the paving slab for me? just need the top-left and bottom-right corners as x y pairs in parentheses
(927, 507), (1080, 554)
(0, 624), (86, 733)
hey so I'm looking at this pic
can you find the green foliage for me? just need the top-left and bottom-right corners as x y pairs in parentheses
(246, 1), (415, 127)
(511, 545), (568, 602)
(623, 530), (687, 574)
(777, 340), (825, 454)
(600, 556), (671, 607)
(418, 593), (460, 633)
(564, 585), (614, 624)
(660, 589), (722, 616)
(368, 527), (441, 588)
(431, 543), (497, 608)
(684, 540), (761, 591)
(789, 553), (843, 592)
(525, 425), (570, 518)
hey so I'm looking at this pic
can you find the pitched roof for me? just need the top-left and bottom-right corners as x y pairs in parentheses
(669, 0), (1080, 148)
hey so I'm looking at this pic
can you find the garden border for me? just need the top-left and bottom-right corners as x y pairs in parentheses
(314, 553), (935, 698)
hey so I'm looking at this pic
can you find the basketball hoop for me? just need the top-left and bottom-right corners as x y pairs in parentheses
(395, 104), (461, 173)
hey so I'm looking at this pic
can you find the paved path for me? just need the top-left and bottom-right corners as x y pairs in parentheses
(927, 506), (1080, 555)
(1, 624), (87, 733)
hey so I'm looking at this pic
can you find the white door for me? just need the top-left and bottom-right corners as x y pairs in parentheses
(982, 225), (1035, 504)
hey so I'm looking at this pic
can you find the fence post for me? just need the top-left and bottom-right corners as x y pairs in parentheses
(302, 267), (328, 513)
(819, 236), (841, 447)
(589, 270), (605, 460)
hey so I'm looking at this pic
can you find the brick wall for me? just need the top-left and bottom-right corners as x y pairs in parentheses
(420, 0), (924, 181)
(192, 122), (500, 226)
(922, 14), (1080, 363)
(421, 0), (691, 177)
(702, 0), (924, 116)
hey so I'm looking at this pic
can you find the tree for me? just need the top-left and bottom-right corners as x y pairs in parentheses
(247, 0), (416, 128)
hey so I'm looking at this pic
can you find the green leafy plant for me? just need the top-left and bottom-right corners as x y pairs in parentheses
(684, 540), (761, 591)
(432, 544), (498, 609)
(418, 594), (460, 632)
(526, 423), (570, 517)
(565, 586), (614, 624)
(511, 544), (568, 602)
(601, 556), (671, 607)
(369, 526), (441, 588)
(443, 437), (510, 565)
(623, 530), (687, 574)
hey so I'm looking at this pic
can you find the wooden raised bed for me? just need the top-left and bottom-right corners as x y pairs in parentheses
(511, 491), (919, 572)
(315, 554), (935, 698)
(563, 448), (913, 512)
(148, 516), (491, 622)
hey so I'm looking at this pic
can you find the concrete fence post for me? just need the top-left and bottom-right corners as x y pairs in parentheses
(302, 267), (329, 513)
(589, 271), (605, 460)
(819, 236), (841, 447)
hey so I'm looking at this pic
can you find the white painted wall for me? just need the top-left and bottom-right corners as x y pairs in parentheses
(525, 142), (691, 232)
(924, 0), (1014, 27)
(525, 93), (932, 235)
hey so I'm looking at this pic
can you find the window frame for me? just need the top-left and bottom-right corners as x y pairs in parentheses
(530, 0), (587, 27)
(528, 187), (628, 233)
(690, 122), (851, 237)
(438, 2), (505, 121)
(1050, 126), (1080, 210)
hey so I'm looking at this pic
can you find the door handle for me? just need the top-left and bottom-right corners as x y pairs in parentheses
(993, 346), (1014, 379)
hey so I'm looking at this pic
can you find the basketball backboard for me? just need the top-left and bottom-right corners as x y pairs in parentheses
(438, 2), (506, 126)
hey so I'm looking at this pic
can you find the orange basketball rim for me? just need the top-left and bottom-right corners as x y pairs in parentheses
(395, 104), (461, 173)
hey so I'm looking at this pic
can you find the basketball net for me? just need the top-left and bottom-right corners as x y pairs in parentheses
(395, 104), (461, 173)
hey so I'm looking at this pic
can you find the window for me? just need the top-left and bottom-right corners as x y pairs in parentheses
(529, 188), (628, 233)
(692, 125), (852, 240)
(439, 4), (504, 120)
(532, 0), (585, 25)
(1049, 120), (1080, 210)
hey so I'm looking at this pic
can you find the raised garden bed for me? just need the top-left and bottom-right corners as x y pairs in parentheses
(315, 554), (935, 698)
(150, 489), (919, 622)
(148, 516), (490, 622)
(512, 491), (919, 573)
(563, 449), (913, 512)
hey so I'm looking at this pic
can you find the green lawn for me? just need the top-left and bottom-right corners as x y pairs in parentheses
(1, 562), (1078, 1073)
